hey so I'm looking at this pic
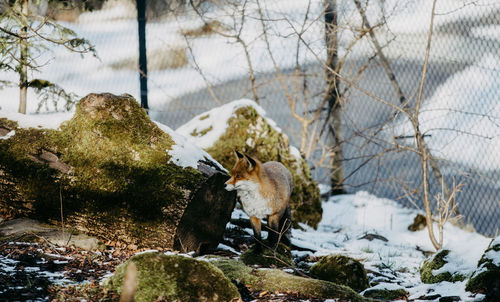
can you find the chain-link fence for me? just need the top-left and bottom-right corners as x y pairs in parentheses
(2, 0), (498, 236)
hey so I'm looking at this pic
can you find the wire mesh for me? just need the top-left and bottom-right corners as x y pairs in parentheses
(4, 0), (498, 237)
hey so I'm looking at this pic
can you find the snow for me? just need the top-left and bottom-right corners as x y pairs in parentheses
(176, 99), (280, 149)
(483, 237), (500, 266)
(389, 54), (500, 170)
(216, 243), (242, 256)
(0, 130), (15, 140)
(154, 121), (224, 170)
(0, 105), (223, 172)
(291, 191), (491, 301)
(0, 111), (75, 130)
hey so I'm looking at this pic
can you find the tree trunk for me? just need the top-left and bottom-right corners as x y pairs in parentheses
(18, 0), (28, 114)
(324, 0), (344, 194)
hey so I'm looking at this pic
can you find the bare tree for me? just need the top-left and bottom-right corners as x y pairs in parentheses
(0, 0), (96, 113)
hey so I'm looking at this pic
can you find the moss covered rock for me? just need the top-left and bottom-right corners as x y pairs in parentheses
(0, 93), (236, 251)
(309, 254), (369, 292)
(177, 100), (322, 228)
(105, 252), (240, 302)
(362, 285), (408, 300)
(466, 237), (500, 301)
(240, 242), (294, 268)
(420, 250), (466, 284)
(211, 257), (366, 301)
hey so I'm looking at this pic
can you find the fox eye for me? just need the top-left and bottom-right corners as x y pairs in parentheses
(235, 174), (241, 179)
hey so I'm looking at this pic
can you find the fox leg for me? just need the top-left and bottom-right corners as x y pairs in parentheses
(268, 213), (280, 248)
(250, 216), (262, 252)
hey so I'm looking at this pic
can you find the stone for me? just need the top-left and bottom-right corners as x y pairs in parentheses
(309, 254), (370, 292)
(104, 252), (240, 302)
(177, 100), (322, 228)
(211, 257), (366, 301)
(0, 93), (236, 252)
(466, 236), (500, 301)
(420, 250), (466, 284)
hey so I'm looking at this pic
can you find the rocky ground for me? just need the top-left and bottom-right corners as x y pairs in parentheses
(0, 218), (330, 302)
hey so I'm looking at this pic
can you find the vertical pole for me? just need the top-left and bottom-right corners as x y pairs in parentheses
(136, 0), (148, 111)
(324, 0), (344, 194)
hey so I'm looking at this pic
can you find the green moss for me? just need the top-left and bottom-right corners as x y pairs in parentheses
(211, 258), (366, 301)
(0, 93), (204, 222)
(420, 250), (466, 284)
(191, 125), (213, 137)
(363, 288), (408, 300)
(466, 238), (500, 300)
(309, 254), (369, 292)
(240, 242), (294, 268)
(105, 252), (240, 302)
(205, 106), (322, 228)
(0, 117), (19, 130)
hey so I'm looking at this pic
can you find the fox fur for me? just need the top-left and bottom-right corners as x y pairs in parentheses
(225, 151), (292, 249)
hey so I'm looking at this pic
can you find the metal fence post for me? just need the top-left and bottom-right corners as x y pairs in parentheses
(136, 0), (148, 111)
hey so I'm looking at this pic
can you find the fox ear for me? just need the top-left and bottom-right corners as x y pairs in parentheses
(234, 150), (244, 159)
(244, 154), (257, 171)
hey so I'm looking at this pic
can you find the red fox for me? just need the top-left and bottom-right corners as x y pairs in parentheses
(225, 151), (292, 250)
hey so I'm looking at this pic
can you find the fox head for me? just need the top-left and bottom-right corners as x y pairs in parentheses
(225, 150), (261, 191)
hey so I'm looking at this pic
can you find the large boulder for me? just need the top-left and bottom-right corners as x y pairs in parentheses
(309, 254), (369, 292)
(420, 249), (467, 284)
(177, 99), (322, 228)
(466, 236), (500, 301)
(0, 93), (236, 252)
(104, 252), (240, 302)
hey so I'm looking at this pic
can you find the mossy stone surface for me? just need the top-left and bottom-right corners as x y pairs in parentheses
(363, 288), (408, 300)
(240, 242), (294, 268)
(204, 106), (322, 228)
(309, 254), (369, 292)
(420, 250), (466, 284)
(211, 257), (366, 301)
(0, 93), (217, 248)
(466, 237), (500, 301)
(105, 252), (240, 302)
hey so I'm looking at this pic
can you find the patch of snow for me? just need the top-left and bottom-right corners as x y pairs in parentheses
(176, 99), (280, 150)
(0, 130), (15, 140)
(484, 249), (500, 266)
(0, 111), (75, 130)
(431, 250), (471, 279)
(289, 145), (301, 159)
(216, 244), (241, 256)
(289, 191), (491, 300)
(318, 183), (331, 195)
(133, 249), (159, 256)
(491, 235), (500, 247)
(154, 121), (224, 171)
(408, 281), (479, 301)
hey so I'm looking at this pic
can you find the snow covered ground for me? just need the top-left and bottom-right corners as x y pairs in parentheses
(231, 191), (492, 301)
